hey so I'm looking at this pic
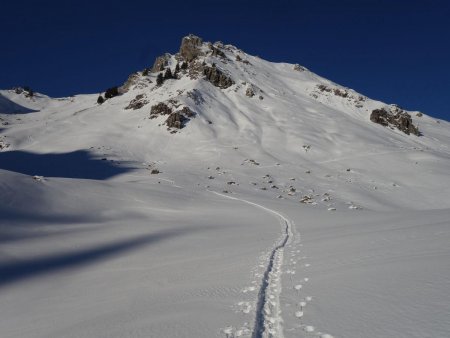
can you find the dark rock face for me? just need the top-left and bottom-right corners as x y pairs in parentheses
(152, 53), (170, 72)
(370, 108), (420, 136)
(165, 112), (186, 129)
(150, 102), (172, 116)
(180, 34), (203, 62)
(203, 65), (234, 89)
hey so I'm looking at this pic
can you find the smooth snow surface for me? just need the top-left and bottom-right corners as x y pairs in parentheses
(1, 38), (450, 338)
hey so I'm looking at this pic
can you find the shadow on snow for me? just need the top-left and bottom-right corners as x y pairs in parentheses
(0, 150), (133, 179)
(0, 228), (193, 288)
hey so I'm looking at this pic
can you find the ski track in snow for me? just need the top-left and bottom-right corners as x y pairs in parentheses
(211, 191), (294, 338)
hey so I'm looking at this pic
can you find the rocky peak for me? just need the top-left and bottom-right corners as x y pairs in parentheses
(179, 34), (204, 62)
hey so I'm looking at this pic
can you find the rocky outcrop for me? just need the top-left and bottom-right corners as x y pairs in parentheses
(370, 107), (420, 136)
(125, 94), (148, 110)
(151, 53), (171, 72)
(150, 102), (196, 130)
(119, 73), (140, 93)
(165, 112), (186, 129)
(150, 102), (172, 117)
(180, 34), (203, 62)
(203, 65), (234, 89)
(293, 64), (307, 72)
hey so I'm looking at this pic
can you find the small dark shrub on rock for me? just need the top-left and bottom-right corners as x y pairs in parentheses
(97, 95), (105, 104)
(156, 73), (164, 86)
(105, 86), (119, 99)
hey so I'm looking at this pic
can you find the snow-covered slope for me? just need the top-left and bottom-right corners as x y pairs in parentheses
(1, 35), (449, 338)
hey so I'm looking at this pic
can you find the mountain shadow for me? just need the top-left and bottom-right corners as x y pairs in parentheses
(0, 229), (190, 287)
(0, 150), (133, 179)
(0, 93), (38, 114)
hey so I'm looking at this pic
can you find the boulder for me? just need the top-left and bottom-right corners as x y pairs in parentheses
(370, 108), (420, 135)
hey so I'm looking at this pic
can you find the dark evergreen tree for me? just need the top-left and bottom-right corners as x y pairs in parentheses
(156, 73), (164, 86)
(105, 86), (119, 99)
(163, 68), (173, 80)
(97, 95), (105, 104)
(180, 61), (188, 70)
(142, 68), (150, 76)
(23, 86), (34, 97)
(174, 63), (180, 74)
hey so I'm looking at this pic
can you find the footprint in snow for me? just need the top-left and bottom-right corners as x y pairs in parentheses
(295, 310), (304, 318)
(237, 301), (252, 314)
(242, 286), (256, 293)
(304, 325), (315, 332)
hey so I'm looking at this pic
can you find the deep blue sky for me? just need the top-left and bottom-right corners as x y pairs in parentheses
(1, 0), (449, 120)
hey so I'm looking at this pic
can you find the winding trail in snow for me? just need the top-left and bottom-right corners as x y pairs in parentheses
(211, 191), (294, 338)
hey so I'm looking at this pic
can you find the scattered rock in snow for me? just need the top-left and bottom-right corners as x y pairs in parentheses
(245, 85), (255, 97)
(300, 195), (314, 204)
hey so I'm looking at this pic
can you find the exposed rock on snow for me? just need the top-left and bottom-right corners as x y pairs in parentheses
(150, 102), (173, 117)
(203, 64), (234, 89)
(119, 72), (140, 93)
(125, 94), (148, 110)
(152, 53), (171, 72)
(370, 107), (420, 135)
(165, 112), (186, 129)
(293, 63), (307, 72)
(245, 85), (255, 97)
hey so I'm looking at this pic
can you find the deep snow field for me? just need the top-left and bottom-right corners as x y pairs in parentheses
(1, 37), (450, 338)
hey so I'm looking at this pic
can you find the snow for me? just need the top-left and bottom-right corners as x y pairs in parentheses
(1, 36), (450, 338)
